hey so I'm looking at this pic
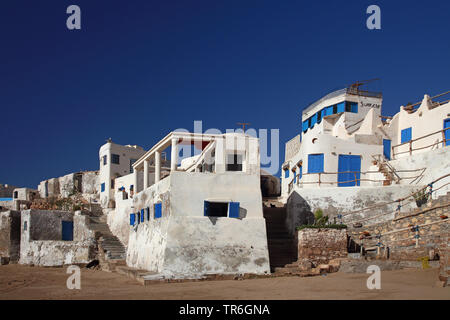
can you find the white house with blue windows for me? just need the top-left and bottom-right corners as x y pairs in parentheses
(281, 87), (450, 198)
(107, 131), (270, 277)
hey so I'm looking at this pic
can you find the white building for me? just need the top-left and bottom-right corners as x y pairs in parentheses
(98, 140), (146, 208)
(107, 131), (270, 277)
(281, 87), (450, 197)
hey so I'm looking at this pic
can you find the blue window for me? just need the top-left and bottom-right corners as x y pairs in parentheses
(130, 213), (136, 226)
(302, 120), (308, 132)
(62, 221), (73, 241)
(444, 118), (450, 146)
(324, 106), (333, 116)
(299, 165), (302, 180)
(137, 212), (140, 224)
(338, 154), (361, 187)
(101, 183), (105, 192)
(401, 127), (412, 143)
(308, 154), (324, 173)
(111, 154), (120, 164)
(103, 155), (107, 165)
(284, 169), (289, 178)
(146, 207), (150, 220)
(383, 139), (391, 160)
(293, 170), (297, 183)
(141, 209), (145, 222)
(337, 102), (345, 113)
(154, 203), (162, 219)
(229, 202), (240, 218)
(351, 102), (358, 113)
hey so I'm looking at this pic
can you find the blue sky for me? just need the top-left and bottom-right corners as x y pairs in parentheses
(1, 0), (449, 188)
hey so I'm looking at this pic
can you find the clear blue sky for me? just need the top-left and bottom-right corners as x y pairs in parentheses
(1, 0), (449, 188)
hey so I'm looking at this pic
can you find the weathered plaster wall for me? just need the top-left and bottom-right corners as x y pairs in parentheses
(0, 210), (21, 262)
(125, 171), (270, 276)
(388, 147), (450, 198)
(162, 216), (269, 275)
(286, 185), (420, 235)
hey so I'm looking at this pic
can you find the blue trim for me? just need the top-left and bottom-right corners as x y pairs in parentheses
(229, 202), (240, 218)
(130, 213), (136, 226)
(0, 198), (13, 201)
(401, 127), (412, 143)
(308, 154), (324, 173)
(154, 203), (162, 219)
(337, 102), (345, 113)
(444, 118), (450, 146)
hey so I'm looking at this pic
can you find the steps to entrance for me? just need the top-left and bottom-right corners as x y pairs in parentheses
(88, 216), (127, 262)
(263, 207), (298, 272)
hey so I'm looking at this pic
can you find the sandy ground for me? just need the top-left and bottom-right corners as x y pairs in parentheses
(0, 264), (448, 300)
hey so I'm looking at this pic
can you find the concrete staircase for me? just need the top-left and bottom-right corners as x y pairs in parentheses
(88, 215), (127, 269)
(263, 207), (297, 272)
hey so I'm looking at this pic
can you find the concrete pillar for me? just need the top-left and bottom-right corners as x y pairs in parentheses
(144, 160), (149, 189)
(155, 151), (161, 183)
(171, 138), (178, 172)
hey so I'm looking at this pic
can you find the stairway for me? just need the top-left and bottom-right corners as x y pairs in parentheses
(88, 215), (126, 262)
(263, 207), (297, 272)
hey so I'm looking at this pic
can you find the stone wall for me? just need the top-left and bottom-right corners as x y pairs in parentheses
(297, 228), (347, 266)
(347, 194), (449, 261)
(0, 210), (21, 263)
(20, 210), (96, 266)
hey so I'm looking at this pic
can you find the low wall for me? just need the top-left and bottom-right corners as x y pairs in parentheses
(348, 198), (449, 261)
(0, 210), (21, 262)
(297, 228), (347, 266)
(20, 211), (96, 266)
(286, 185), (420, 236)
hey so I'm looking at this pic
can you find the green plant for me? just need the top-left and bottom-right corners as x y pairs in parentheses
(313, 208), (329, 227)
(413, 189), (429, 208)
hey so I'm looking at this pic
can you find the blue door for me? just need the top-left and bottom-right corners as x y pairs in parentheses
(338, 155), (361, 187)
(383, 139), (391, 160)
(444, 118), (450, 146)
(62, 221), (74, 241)
(308, 154), (324, 173)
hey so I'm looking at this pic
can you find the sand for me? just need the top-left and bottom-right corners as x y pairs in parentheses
(0, 264), (448, 300)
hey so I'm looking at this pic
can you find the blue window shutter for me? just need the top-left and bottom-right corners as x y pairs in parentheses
(141, 209), (145, 222)
(146, 207), (150, 220)
(383, 139), (391, 160)
(130, 213), (135, 226)
(325, 106), (333, 116)
(204, 201), (210, 216)
(299, 166), (302, 180)
(154, 203), (162, 219)
(229, 202), (240, 218)
(401, 128), (412, 143)
(308, 154), (324, 173)
(302, 120), (308, 132)
(337, 102), (345, 113)
(351, 102), (358, 113)
(293, 170), (297, 183)
(284, 170), (289, 178)
(444, 119), (450, 146)
(62, 221), (74, 241)
(101, 183), (105, 192)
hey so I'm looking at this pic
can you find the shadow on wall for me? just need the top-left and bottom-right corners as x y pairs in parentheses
(286, 191), (315, 236)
